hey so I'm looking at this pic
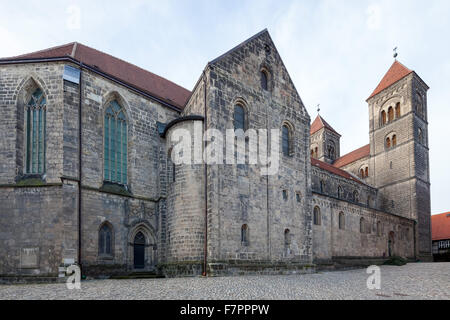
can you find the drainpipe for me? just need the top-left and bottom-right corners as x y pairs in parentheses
(202, 70), (208, 277)
(78, 62), (83, 274)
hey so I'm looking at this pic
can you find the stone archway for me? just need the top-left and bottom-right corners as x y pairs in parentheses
(128, 224), (157, 271)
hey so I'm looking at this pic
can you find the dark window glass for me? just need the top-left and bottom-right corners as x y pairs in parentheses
(261, 71), (268, 90)
(234, 105), (245, 131)
(99, 224), (113, 255)
(282, 125), (290, 156)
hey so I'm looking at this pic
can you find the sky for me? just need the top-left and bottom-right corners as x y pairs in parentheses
(0, 0), (449, 215)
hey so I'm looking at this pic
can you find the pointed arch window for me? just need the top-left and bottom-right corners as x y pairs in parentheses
(99, 223), (113, 256)
(104, 100), (127, 184)
(25, 88), (47, 174)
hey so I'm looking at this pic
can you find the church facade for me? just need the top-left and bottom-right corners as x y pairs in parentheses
(0, 30), (432, 280)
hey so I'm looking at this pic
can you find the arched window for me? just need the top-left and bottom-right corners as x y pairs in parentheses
(395, 103), (401, 118)
(99, 223), (113, 256)
(381, 110), (387, 125)
(392, 135), (397, 147)
(261, 70), (268, 91)
(338, 186), (344, 199)
(282, 124), (292, 157)
(365, 167), (369, 178)
(311, 149), (314, 157)
(339, 212), (345, 230)
(168, 148), (176, 183)
(320, 180), (325, 194)
(25, 88), (47, 174)
(388, 107), (394, 122)
(353, 191), (359, 203)
(234, 104), (246, 131)
(104, 100), (127, 184)
(386, 137), (391, 149)
(284, 229), (291, 246)
(360, 169), (365, 178)
(360, 217), (366, 234)
(313, 207), (321, 226)
(377, 221), (382, 236)
(327, 141), (336, 161)
(241, 224), (249, 245)
(314, 147), (318, 158)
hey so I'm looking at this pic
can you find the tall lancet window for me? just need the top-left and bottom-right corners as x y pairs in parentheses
(104, 100), (127, 184)
(25, 88), (47, 174)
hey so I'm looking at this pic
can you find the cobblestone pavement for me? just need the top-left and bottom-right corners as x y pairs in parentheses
(0, 263), (448, 300)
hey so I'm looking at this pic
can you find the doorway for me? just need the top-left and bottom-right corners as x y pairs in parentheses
(133, 232), (146, 269)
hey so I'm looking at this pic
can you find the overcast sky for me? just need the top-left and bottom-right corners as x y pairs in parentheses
(1, 0), (448, 215)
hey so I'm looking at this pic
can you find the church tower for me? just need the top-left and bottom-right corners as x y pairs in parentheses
(367, 60), (432, 260)
(310, 115), (341, 164)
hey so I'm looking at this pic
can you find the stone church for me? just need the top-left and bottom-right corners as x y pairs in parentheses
(0, 29), (432, 280)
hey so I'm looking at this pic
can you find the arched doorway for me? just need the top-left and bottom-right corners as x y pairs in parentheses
(133, 232), (146, 269)
(388, 231), (395, 257)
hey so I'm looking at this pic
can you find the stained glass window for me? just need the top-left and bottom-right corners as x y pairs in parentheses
(25, 88), (46, 174)
(104, 100), (127, 184)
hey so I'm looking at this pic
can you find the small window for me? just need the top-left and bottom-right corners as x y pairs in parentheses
(339, 212), (345, 230)
(282, 190), (288, 201)
(338, 186), (344, 199)
(360, 169), (365, 178)
(388, 107), (394, 122)
(234, 104), (246, 131)
(320, 180), (325, 194)
(395, 103), (401, 118)
(418, 128), (423, 144)
(381, 110), (387, 125)
(386, 137), (391, 149)
(365, 167), (369, 178)
(377, 221), (382, 237)
(353, 191), (359, 203)
(360, 217), (366, 234)
(284, 229), (291, 247)
(392, 135), (397, 147)
(296, 192), (301, 203)
(241, 224), (249, 245)
(261, 70), (268, 91)
(313, 207), (321, 226)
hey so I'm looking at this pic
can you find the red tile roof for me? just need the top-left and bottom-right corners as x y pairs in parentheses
(333, 144), (370, 168)
(310, 115), (340, 136)
(311, 158), (365, 185)
(432, 212), (450, 241)
(367, 60), (413, 100)
(1, 42), (191, 109)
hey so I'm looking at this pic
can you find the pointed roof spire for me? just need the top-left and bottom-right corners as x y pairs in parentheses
(367, 60), (413, 100)
(310, 114), (341, 136)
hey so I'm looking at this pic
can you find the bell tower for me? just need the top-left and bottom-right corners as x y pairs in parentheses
(310, 114), (341, 164)
(367, 60), (432, 261)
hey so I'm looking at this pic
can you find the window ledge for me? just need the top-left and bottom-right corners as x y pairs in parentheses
(15, 174), (46, 186)
(100, 181), (132, 197)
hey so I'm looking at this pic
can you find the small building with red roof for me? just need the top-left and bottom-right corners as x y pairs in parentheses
(431, 212), (450, 261)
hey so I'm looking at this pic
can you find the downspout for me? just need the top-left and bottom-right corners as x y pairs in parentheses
(202, 70), (208, 276)
(78, 62), (83, 273)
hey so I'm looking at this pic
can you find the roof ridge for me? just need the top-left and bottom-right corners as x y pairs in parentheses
(74, 43), (190, 93)
(1, 42), (76, 60)
(209, 29), (269, 65)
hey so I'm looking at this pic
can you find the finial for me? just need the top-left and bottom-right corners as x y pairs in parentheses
(317, 104), (321, 114)
(393, 47), (398, 60)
